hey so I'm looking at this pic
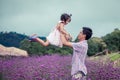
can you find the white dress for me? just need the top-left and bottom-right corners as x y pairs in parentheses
(46, 21), (63, 47)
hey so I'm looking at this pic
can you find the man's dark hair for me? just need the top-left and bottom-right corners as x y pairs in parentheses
(83, 27), (93, 40)
(60, 13), (72, 23)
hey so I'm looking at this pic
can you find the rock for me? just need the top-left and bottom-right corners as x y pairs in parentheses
(0, 44), (28, 57)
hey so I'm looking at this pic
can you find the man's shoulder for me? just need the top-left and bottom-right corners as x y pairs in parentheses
(72, 41), (88, 48)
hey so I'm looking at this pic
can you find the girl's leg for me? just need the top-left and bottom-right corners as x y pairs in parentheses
(35, 38), (50, 46)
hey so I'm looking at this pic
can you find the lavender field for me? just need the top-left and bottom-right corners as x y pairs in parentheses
(0, 54), (120, 80)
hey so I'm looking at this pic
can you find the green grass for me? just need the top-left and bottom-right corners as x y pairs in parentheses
(89, 53), (120, 61)
(109, 53), (120, 61)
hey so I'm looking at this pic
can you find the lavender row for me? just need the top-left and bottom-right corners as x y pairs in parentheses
(0, 55), (120, 80)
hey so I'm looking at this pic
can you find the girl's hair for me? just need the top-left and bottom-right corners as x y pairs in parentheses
(60, 13), (72, 23)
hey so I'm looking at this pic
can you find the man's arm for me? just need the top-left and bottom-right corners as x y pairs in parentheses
(60, 33), (72, 48)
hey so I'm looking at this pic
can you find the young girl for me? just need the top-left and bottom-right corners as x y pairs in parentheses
(29, 13), (72, 47)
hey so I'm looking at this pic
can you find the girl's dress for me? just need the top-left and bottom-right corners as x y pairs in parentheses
(47, 21), (63, 47)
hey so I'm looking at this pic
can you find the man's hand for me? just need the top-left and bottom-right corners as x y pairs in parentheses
(65, 34), (72, 41)
(61, 33), (72, 48)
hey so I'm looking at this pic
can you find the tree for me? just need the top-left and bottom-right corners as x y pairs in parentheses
(102, 28), (120, 52)
(87, 37), (107, 56)
(0, 31), (27, 47)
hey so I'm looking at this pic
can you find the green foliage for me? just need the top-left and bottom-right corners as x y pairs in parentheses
(20, 39), (45, 55)
(87, 37), (107, 56)
(110, 53), (120, 61)
(20, 39), (72, 56)
(0, 31), (27, 47)
(0, 73), (2, 80)
(102, 28), (120, 51)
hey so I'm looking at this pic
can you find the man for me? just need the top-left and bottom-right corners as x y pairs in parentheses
(61, 27), (93, 80)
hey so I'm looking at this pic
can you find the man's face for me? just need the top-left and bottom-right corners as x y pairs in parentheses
(78, 30), (86, 40)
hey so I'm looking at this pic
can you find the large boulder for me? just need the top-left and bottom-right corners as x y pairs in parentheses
(0, 44), (28, 56)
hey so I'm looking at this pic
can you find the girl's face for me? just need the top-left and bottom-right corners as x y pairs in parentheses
(65, 18), (71, 25)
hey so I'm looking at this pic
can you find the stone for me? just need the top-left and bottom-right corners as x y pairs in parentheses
(0, 44), (28, 56)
